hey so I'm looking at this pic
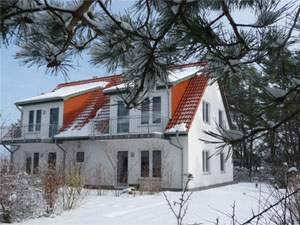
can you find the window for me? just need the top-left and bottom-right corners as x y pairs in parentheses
(141, 151), (149, 177)
(49, 108), (59, 137)
(218, 110), (224, 128)
(28, 110), (34, 132)
(141, 98), (150, 124)
(26, 155), (32, 174)
(76, 152), (85, 163)
(202, 101), (210, 124)
(35, 110), (42, 131)
(48, 152), (57, 169)
(152, 150), (161, 177)
(117, 101), (129, 133)
(152, 97), (161, 124)
(220, 152), (225, 172)
(202, 150), (210, 173)
(33, 152), (39, 174)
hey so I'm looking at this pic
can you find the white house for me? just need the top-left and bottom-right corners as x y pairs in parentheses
(1, 62), (233, 190)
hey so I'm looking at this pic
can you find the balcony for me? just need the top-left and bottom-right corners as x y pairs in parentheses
(1, 116), (169, 143)
(0, 124), (61, 143)
(90, 116), (169, 137)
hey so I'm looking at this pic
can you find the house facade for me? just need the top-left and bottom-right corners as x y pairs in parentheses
(1, 63), (233, 190)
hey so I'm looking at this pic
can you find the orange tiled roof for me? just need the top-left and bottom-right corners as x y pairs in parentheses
(166, 75), (209, 132)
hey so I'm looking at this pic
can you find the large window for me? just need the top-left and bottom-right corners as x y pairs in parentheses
(49, 108), (59, 137)
(202, 101), (210, 124)
(117, 101), (129, 133)
(220, 152), (225, 172)
(202, 150), (210, 173)
(218, 110), (224, 128)
(141, 98), (150, 124)
(152, 150), (161, 177)
(35, 110), (42, 131)
(152, 96), (161, 124)
(28, 110), (34, 132)
(141, 151), (149, 177)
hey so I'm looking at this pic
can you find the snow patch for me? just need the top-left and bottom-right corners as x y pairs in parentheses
(165, 123), (187, 133)
(288, 167), (298, 173)
(265, 86), (286, 98)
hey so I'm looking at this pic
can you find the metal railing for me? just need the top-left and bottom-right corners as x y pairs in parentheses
(0, 116), (169, 142)
(91, 116), (169, 136)
(0, 124), (61, 142)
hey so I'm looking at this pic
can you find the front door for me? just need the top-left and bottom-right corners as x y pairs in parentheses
(117, 151), (128, 185)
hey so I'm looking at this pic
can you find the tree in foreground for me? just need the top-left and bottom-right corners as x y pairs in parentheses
(1, 0), (300, 162)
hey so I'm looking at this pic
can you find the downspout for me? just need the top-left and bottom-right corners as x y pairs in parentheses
(55, 141), (66, 171)
(167, 131), (184, 190)
(1, 144), (20, 164)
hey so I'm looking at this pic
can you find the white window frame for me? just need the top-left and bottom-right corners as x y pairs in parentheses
(202, 101), (210, 124)
(202, 150), (210, 174)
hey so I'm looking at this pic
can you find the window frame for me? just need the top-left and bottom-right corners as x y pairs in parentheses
(202, 101), (210, 124)
(28, 110), (35, 132)
(152, 150), (162, 178)
(141, 151), (150, 177)
(33, 152), (39, 174)
(76, 152), (85, 163)
(35, 109), (42, 132)
(220, 152), (225, 173)
(152, 96), (161, 124)
(141, 98), (150, 125)
(202, 150), (210, 174)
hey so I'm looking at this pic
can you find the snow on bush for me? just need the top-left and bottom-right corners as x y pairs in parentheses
(0, 173), (47, 223)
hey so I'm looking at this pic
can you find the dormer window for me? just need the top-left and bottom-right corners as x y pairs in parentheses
(28, 110), (34, 132)
(152, 96), (161, 124)
(202, 100), (210, 124)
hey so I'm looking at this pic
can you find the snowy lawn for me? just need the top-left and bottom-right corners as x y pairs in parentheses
(13, 183), (272, 225)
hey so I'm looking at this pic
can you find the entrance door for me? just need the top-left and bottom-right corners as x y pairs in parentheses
(49, 108), (59, 137)
(117, 151), (128, 185)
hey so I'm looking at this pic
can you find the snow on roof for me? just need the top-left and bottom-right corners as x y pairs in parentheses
(103, 63), (205, 93)
(165, 123), (188, 133)
(55, 122), (92, 138)
(16, 81), (108, 105)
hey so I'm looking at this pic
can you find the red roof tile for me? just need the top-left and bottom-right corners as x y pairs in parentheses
(166, 75), (209, 132)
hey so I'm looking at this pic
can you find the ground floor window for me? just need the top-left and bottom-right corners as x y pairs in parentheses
(141, 151), (149, 177)
(76, 152), (85, 163)
(220, 152), (225, 172)
(202, 150), (210, 173)
(25, 155), (32, 174)
(48, 152), (56, 169)
(152, 150), (161, 177)
(33, 152), (39, 174)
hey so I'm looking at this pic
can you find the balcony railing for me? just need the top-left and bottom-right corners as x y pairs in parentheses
(0, 116), (169, 142)
(0, 124), (61, 142)
(91, 116), (169, 136)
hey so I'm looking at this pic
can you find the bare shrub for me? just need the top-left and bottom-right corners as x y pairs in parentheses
(0, 173), (46, 223)
(61, 164), (86, 210)
(163, 174), (193, 225)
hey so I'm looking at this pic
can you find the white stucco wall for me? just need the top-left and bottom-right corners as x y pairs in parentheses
(187, 81), (233, 189)
(13, 136), (188, 190)
(20, 101), (64, 139)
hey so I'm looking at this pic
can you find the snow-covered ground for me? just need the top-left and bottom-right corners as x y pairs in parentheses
(13, 183), (272, 225)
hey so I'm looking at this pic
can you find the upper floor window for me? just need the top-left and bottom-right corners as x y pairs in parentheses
(76, 152), (85, 163)
(28, 110), (34, 132)
(202, 101), (210, 124)
(117, 101), (129, 133)
(218, 110), (224, 128)
(202, 150), (210, 173)
(49, 108), (59, 137)
(35, 110), (42, 131)
(141, 98), (150, 125)
(220, 152), (225, 172)
(152, 96), (161, 124)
